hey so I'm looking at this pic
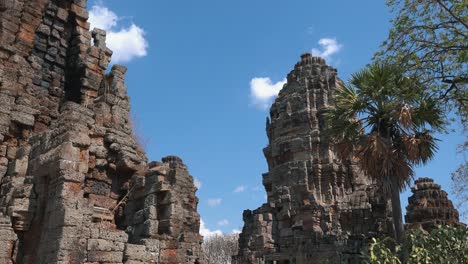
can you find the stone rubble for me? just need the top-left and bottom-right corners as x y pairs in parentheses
(0, 0), (203, 263)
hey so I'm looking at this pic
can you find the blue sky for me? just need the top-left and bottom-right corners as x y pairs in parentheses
(87, 0), (466, 236)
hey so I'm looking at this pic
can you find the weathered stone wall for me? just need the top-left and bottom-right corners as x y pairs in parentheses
(234, 54), (392, 264)
(123, 156), (203, 264)
(0, 0), (203, 263)
(405, 177), (460, 232)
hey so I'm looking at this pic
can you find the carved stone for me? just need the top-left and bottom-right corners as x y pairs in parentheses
(405, 177), (460, 232)
(233, 54), (392, 264)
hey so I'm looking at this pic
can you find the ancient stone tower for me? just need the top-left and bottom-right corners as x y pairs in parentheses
(0, 0), (203, 263)
(405, 177), (460, 232)
(233, 54), (392, 264)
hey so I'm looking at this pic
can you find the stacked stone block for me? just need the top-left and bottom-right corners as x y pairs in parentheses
(0, 0), (203, 263)
(405, 177), (460, 232)
(0, 214), (16, 264)
(234, 54), (392, 264)
(123, 156), (204, 264)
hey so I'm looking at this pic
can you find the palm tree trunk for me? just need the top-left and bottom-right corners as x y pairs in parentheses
(390, 176), (404, 243)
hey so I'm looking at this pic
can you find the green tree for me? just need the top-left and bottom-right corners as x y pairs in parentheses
(325, 63), (446, 242)
(375, 0), (467, 120)
(367, 226), (468, 264)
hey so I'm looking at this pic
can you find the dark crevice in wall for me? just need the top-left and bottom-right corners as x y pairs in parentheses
(13, 168), (49, 264)
(63, 11), (84, 104)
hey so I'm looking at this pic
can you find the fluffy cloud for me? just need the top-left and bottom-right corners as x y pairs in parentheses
(207, 198), (222, 207)
(194, 178), (202, 189)
(231, 229), (241, 234)
(200, 219), (222, 238)
(88, 4), (117, 30)
(88, 4), (148, 64)
(233, 185), (246, 193)
(311, 38), (342, 61)
(250, 77), (287, 110)
(217, 219), (229, 226)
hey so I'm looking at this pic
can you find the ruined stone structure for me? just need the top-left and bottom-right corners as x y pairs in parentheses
(233, 54), (392, 264)
(405, 177), (460, 232)
(0, 0), (203, 263)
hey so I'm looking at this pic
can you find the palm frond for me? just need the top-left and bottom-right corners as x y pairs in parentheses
(414, 131), (439, 165)
(412, 95), (446, 131)
(395, 103), (413, 129)
(401, 134), (420, 163)
(324, 62), (444, 194)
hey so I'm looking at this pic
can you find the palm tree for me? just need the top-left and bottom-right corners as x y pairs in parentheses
(325, 63), (445, 242)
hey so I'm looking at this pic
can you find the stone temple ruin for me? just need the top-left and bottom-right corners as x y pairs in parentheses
(233, 54), (394, 264)
(232, 54), (461, 264)
(405, 177), (460, 232)
(0, 1), (462, 264)
(0, 0), (203, 263)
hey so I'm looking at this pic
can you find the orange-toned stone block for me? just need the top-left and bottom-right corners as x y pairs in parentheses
(160, 249), (178, 263)
(17, 30), (35, 45)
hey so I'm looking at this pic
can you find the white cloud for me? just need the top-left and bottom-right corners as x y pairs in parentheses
(107, 25), (148, 63)
(88, 4), (148, 64)
(194, 178), (202, 189)
(200, 219), (222, 238)
(217, 219), (229, 226)
(233, 185), (246, 193)
(88, 4), (117, 30)
(311, 38), (342, 61)
(207, 198), (222, 207)
(231, 229), (241, 234)
(250, 77), (286, 110)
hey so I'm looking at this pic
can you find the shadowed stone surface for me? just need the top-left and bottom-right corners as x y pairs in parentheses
(0, 1), (203, 263)
(233, 54), (392, 264)
(405, 177), (460, 232)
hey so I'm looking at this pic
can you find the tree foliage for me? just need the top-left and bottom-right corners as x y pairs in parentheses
(367, 225), (468, 264)
(202, 233), (239, 264)
(452, 141), (468, 220)
(325, 63), (446, 241)
(375, 0), (467, 119)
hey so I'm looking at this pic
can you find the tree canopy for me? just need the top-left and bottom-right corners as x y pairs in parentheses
(325, 63), (446, 241)
(375, 0), (467, 120)
(326, 64), (445, 191)
(367, 226), (468, 264)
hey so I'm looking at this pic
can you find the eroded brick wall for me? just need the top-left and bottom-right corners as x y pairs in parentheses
(0, 1), (203, 263)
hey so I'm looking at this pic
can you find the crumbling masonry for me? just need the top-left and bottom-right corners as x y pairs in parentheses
(233, 54), (462, 264)
(233, 54), (394, 264)
(405, 177), (460, 232)
(0, 1), (462, 263)
(0, 0), (203, 263)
